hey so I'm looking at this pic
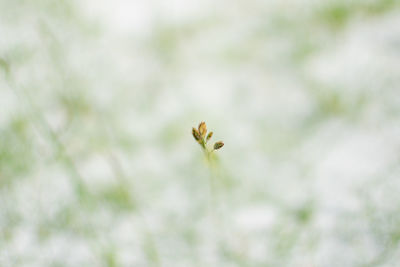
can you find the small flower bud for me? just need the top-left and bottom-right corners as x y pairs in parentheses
(206, 131), (213, 142)
(214, 141), (224, 150)
(198, 122), (207, 138)
(192, 127), (201, 142)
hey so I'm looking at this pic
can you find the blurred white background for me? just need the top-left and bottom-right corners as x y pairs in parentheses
(1, 0), (400, 266)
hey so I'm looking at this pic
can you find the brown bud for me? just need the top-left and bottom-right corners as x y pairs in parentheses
(198, 121), (207, 138)
(206, 131), (213, 142)
(192, 127), (201, 142)
(214, 141), (224, 150)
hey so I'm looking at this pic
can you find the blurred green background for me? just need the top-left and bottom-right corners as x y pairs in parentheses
(1, 0), (400, 266)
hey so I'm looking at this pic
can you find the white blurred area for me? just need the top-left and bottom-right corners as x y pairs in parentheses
(83, 0), (214, 34)
(1, 0), (400, 266)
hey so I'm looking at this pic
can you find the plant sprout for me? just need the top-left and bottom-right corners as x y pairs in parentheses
(192, 122), (224, 157)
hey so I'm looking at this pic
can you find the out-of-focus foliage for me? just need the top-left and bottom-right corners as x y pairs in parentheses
(1, 0), (400, 266)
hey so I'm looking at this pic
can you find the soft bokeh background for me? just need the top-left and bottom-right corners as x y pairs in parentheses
(1, 0), (400, 266)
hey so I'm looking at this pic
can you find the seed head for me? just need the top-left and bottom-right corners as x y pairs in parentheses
(198, 122), (207, 138)
(192, 122), (224, 153)
(192, 127), (201, 142)
(206, 131), (213, 142)
(214, 141), (224, 150)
